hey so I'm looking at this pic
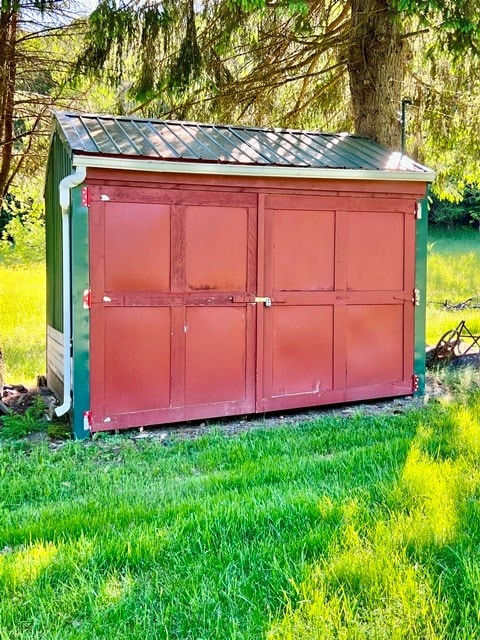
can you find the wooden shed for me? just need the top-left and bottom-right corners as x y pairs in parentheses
(44, 112), (434, 439)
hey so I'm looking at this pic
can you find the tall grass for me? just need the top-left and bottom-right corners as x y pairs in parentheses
(0, 263), (46, 385)
(269, 393), (480, 639)
(426, 227), (480, 345)
(1, 396), (480, 638)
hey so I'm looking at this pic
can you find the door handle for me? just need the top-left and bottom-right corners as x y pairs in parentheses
(231, 295), (286, 305)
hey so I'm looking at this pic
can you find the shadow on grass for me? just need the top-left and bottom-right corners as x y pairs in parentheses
(0, 411), (419, 639)
(268, 392), (480, 639)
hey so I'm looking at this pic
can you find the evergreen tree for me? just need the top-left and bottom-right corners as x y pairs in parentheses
(77, 0), (480, 157)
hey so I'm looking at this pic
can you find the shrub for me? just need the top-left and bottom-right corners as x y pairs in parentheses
(0, 396), (47, 440)
(430, 184), (480, 230)
(0, 189), (45, 266)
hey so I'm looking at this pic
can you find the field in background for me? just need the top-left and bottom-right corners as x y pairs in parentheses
(1, 227), (479, 384)
(426, 228), (480, 345)
(0, 264), (46, 385)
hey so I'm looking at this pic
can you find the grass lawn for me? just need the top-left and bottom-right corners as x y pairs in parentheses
(1, 394), (480, 638)
(1, 227), (480, 638)
(0, 263), (46, 386)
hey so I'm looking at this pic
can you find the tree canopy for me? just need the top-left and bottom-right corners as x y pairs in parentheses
(2, 0), (480, 201)
(0, 0), (119, 199)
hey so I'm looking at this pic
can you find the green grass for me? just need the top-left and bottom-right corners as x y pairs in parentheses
(0, 263), (46, 385)
(426, 227), (480, 345)
(1, 396), (480, 638)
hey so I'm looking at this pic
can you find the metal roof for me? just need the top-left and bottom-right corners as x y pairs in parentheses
(53, 111), (433, 177)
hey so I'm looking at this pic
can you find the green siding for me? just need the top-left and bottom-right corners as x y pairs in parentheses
(414, 194), (429, 395)
(71, 186), (90, 440)
(45, 134), (72, 332)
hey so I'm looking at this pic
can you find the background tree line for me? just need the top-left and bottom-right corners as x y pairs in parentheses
(1, 0), (480, 260)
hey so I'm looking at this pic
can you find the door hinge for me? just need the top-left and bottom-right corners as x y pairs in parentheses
(412, 375), (420, 393)
(415, 202), (422, 219)
(82, 288), (92, 310)
(83, 410), (92, 432)
(81, 186), (90, 207)
(413, 288), (420, 306)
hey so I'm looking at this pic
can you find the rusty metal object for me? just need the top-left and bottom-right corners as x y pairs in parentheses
(430, 320), (480, 366)
(433, 328), (461, 362)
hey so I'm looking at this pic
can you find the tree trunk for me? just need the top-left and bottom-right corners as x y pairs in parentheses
(347, 0), (406, 149)
(0, 5), (17, 200)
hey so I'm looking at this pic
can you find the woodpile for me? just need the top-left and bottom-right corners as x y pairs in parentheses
(1, 376), (57, 417)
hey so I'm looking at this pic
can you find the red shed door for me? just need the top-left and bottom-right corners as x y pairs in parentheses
(89, 187), (257, 431)
(258, 194), (416, 411)
(259, 195), (336, 412)
(88, 186), (416, 431)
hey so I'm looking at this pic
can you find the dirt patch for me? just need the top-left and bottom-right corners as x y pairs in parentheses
(2, 366), (475, 447)
(1, 381), (57, 417)
(125, 367), (479, 444)
(126, 387), (428, 444)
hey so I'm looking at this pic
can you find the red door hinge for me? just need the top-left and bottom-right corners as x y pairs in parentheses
(412, 375), (420, 393)
(83, 410), (92, 432)
(82, 288), (92, 310)
(81, 186), (90, 207)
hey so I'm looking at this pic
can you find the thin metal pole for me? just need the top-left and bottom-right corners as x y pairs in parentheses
(401, 98), (412, 155)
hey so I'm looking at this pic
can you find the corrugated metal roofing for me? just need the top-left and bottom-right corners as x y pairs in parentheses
(53, 111), (431, 174)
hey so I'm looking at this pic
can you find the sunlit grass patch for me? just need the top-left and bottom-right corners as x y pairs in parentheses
(269, 392), (480, 640)
(426, 228), (480, 345)
(391, 445), (459, 546)
(97, 571), (134, 608)
(0, 542), (57, 591)
(268, 531), (448, 639)
(0, 264), (46, 385)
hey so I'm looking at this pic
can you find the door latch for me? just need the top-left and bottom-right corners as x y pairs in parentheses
(255, 296), (272, 307)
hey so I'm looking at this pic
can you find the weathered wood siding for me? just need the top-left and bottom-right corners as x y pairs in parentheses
(47, 325), (64, 400)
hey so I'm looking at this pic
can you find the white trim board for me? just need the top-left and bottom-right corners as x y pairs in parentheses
(73, 154), (436, 183)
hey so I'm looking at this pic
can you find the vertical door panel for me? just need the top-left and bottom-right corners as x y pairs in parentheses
(186, 206), (248, 291)
(104, 202), (171, 291)
(104, 307), (171, 414)
(185, 307), (250, 405)
(346, 304), (404, 388)
(272, 209), (335, 291)
(268, 306), (334, 396)
(261, 199), (336, 411)
(347, 211), (404, 291)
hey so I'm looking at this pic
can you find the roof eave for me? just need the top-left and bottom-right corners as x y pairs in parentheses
(72, 154), (436, 183)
